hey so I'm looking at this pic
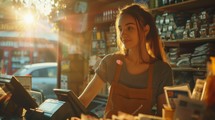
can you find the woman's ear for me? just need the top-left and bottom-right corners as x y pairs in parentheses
(143, 24), (150, 36)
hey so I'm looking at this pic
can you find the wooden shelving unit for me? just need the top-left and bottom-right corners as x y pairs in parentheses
(149, 0), (215, 79)
(172, 67), (206, 72)
(163, 37), (215, 47)
(151, 0), (215, 13)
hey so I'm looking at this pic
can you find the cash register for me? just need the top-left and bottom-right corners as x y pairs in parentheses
(0, 76), (72, 120)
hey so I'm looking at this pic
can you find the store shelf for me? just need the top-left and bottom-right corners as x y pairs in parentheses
(172, 67), (206, 72)
(94, 20), (115, 26)
(163, 37), (215, 47)
(151, 0), (215, 13)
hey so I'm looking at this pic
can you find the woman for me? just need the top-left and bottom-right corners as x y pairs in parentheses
(79, 3), (173, 118)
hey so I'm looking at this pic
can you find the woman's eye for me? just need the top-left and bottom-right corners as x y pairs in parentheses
(127, 26), (133, 31)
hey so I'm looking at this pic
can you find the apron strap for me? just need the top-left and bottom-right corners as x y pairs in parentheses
(147, 64), (154, 89)
(113, 63), (123, 83)
(104, 63), (122, 117)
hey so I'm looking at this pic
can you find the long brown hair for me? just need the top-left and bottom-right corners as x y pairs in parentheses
(115, 3), (168, 63)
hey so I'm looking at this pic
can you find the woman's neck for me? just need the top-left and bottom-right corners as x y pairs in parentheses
(126, 48), (150, 64)
(126, 49), (141, 64)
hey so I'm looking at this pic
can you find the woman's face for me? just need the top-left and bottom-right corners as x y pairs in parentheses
(118, 14), (139, 49)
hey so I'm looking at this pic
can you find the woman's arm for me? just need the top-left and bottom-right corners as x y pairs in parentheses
(156, 62), (173, 116)
(78, 74), (105, 107)
(157, 93), (166, 116)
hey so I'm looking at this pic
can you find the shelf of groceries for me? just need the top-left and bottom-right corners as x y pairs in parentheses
(94, 0), (215, 24)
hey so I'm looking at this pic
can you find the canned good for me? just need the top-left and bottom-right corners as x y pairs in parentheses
(209, 23), (215, 37)
(200, 24), (209, 37)
(189, 28), (199, 38)
(183, 29), (189, 39)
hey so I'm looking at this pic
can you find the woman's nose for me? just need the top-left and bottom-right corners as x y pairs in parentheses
(120, 30), (126, 37)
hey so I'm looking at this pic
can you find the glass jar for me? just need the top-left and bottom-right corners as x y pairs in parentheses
(185, 20), (192, 30)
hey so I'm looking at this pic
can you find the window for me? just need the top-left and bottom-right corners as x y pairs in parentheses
(31, 67), (56, 77)
(47, 67), (57, 78)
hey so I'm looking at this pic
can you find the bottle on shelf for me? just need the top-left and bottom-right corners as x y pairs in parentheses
(92, 26), (97, 40)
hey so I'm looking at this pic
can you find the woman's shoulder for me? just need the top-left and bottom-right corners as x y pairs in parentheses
(102, 53), (124, 62)
(153, 60), (173, 80)
(153, 60), (172, 70)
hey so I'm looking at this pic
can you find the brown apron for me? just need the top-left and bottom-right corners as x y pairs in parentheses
(104, 63), (153, 118)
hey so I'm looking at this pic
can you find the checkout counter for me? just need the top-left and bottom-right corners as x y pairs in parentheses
(0, 76), (82, 120)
